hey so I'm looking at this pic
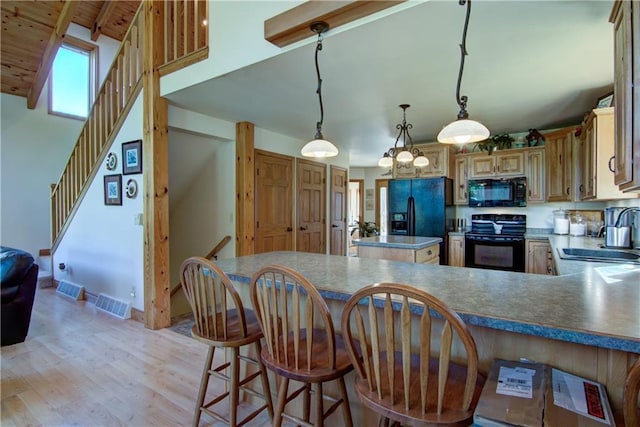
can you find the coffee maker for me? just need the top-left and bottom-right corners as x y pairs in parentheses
(604, 207), (636, 248)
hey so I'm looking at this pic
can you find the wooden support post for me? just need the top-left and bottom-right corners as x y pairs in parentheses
(27, 0), (78, 109)
(236, 122), (255, 256)
(143, 0), (170, 330)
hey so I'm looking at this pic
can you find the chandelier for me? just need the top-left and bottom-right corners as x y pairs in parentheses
(378, 104), (429, 168)
(437, 0), (489, 144)
(301, 21), (339, 158)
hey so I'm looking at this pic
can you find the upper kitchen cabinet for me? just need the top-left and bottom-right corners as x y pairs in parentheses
(526, 147), (545, 203)
(579, 108), (638, 201)
(468, 152), (525, 179)
(415, 144), (454, 178)
(545, 127), (576, 202)
(393, 144), (454, 179)
(610, 1), (640, 192)
(453, 157), (469, 205)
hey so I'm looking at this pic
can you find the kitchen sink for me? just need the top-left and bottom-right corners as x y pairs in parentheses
(558, 247), (640, 264)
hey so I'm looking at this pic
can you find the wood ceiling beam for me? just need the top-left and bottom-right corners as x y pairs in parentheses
(264, 0), (405, 47)
(26, 0), (78, 110)
(91, 0), (118, 41)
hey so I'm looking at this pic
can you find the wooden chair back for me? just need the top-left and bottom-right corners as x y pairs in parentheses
(341, 282), (480, 424)
(624, 358), (640, 427)
(180, 256), (250, 344)
(250, 264), (337, 373)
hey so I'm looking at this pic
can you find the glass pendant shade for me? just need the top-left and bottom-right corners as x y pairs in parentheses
(378, 154), (393, 168)
(301, 137), (339, 158)
(413, 155), (430, 167)
(437, 118), (490, 144)
(396, 150), (414, 163)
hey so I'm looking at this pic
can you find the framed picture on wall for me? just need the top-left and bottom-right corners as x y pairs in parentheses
(104, 174), (122, 206)
(122, 139), (142, 175)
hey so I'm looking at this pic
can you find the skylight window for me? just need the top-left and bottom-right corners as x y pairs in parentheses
(49, 39), (96, 120)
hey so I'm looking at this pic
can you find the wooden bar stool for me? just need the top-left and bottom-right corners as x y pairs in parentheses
(249, 265), (353, 427)
(180, 257), (274, 426)
(624, 357), (640, 427)
(341, 282), (485, 426)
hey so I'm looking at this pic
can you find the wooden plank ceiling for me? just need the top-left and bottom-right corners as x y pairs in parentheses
(1, 0), (140, 105)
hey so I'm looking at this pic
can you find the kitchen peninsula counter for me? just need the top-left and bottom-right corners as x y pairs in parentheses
(214, 251), (639, 415)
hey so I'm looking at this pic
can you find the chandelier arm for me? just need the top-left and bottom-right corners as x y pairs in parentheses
(315, 35), (324, 136)
(455, 0), (472, 118)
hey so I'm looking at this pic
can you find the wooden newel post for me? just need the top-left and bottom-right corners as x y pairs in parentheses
(143, 0), (170, 330)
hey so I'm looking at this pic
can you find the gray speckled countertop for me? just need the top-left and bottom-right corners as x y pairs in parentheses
(214, 249), (640, 353)
(352, 235), (442, 249)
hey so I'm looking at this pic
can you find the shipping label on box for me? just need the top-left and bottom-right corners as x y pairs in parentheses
(474, 359), (547, 427)
(543, 368), (614, 427)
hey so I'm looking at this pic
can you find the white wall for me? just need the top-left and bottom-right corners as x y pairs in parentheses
(161, 0), (418, 96)
(54, 95), (144, 309)
(0, 26), (122, 257)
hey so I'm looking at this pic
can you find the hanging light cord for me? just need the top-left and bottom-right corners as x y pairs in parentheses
(455, 0), (472, 119)
(314, 31), (325, 139)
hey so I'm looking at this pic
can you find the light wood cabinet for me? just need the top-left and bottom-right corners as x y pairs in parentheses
(545, 127), (575, 202)
(393, 144), (453, 179)
(578, 108), (637, 201)
(453, 157), (468, 205)
(525, 239), (555, 275)
(469, 152), (525, 179)
(448, 234), (465, 267)
(358, 243), (440, 264)
(526, 148), (545, 203)
(610, 1), (640, 192)
(415, 144), (451, 178)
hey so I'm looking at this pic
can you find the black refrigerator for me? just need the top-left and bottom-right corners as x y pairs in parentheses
(388, 177), (454, 264)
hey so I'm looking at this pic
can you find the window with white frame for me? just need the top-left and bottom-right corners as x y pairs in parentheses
(49, 37), (97, 120)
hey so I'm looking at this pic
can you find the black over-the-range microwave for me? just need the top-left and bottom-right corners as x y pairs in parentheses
(468, 177), (527, 207)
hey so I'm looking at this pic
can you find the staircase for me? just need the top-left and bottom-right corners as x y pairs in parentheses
(50, 1), (209, 250)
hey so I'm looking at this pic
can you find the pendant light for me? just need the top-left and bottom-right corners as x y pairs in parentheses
(437, 0), (489, 144)
(378, 104), (429, 168)
(301, 22), (339, 158)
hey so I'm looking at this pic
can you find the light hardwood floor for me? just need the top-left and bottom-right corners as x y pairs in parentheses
(1, 287), (273, 426)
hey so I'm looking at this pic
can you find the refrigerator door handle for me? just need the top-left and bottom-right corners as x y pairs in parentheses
(407, 196), (415, 236)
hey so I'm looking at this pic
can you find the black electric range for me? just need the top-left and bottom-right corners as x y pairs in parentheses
(465, 214), (527, 272)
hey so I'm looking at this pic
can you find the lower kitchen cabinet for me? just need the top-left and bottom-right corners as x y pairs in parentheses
(448, 234), (465, 267)
(526, 239), (556, 275)
(358, 243), (440, 264)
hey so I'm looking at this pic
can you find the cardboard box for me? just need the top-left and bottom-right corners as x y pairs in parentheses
(474, 359), (547, 426)
(474, 360), (615, 427)
(543, 368), (615, 427)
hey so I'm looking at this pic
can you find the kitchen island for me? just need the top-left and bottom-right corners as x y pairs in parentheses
(214, 245), (639, 421)
(352, 235), (442, 263)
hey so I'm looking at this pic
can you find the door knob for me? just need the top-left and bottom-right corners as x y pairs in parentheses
(286, 227), (292, 232)
(299, 226), (307, 231)
(332, 224), (338, 228)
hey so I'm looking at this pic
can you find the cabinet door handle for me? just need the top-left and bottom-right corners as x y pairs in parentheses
(579, 184), (584, 193)
(608, 156), (615, 173)
(332, 224), (338, 228)
(566, 187), (570, 195)
(287, 227), (293, 232)
(299, 226), (307, 231)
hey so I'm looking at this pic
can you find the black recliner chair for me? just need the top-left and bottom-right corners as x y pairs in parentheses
(1, 246), (39, 346)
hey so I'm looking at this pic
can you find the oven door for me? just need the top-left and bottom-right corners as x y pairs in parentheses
(465, 234), (525, 272)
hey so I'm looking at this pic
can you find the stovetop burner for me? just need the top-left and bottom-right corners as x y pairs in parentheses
(468, 214), (526, 236)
